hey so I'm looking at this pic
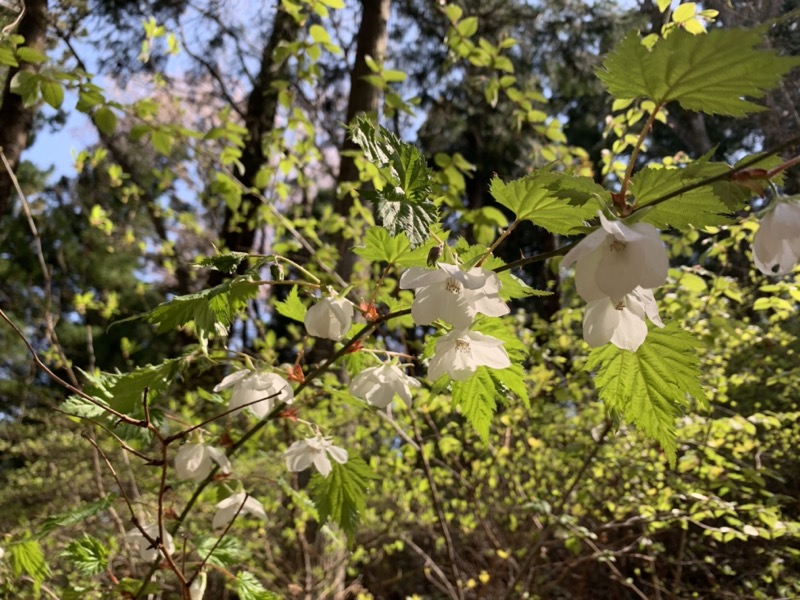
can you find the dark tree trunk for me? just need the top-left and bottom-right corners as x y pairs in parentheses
(0, 0), (49, 215)
(334, 0), (391, 282)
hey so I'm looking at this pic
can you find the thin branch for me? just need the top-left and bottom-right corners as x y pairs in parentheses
(188, 493), (249, 586)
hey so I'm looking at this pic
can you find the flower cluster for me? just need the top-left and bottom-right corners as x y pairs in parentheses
(349, 363), (420, 409)
(562, 213), (668, 351)
(400, 263), (512, 380)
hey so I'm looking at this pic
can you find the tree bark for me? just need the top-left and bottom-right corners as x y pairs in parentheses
(217, 7), (300, 254)
(0, 0), (49, 215)
(334, 0), (391, 282)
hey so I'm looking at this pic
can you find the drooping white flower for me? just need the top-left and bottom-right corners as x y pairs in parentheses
(190, 572), (207, 600)
(399, 263), (510, 328)
(562, 212), (668, 302)
(212, 492), (267, 529)
(349, 363), (421, 409)
(753, 198), (800, 276)
(428, 329), (511, 381)
(174, 443), (231, 482)
(214, 370), (294, 419)
(126, 524), (175, 561)
(304, 296), (354, 340)
(284, 436), (348, 477)
(582, 287), (664, 351)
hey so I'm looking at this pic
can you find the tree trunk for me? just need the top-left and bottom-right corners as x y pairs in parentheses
(0, 0), (48, 215)
(334, 0), (391, 282)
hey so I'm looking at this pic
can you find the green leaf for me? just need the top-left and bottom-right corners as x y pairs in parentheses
(128, 278), (259, 342)
(452, 368), (497, 442)
(457, 16), (479, 37)
(598, 27), (800, 116)
(488, 364), (530, 409)
(60, 535), (108, 576)
(489, 173), (607, 235)
(273, 285), (307, 322)
(15, 46), (48, 64)
(354, 226), (412, 264)
(196, 536), (246, 569)
(585, 323), (708, 466)
(9, 71), (41, 107)
(0, 45), (19, 67)
(10, 537), (49, 584)
(78, 358), (182, 414)
(309, 456), (378, 539)
(93, 106), (117, 136)
(39, 496), (115, 536)
(152, 128), (174, 155)
(40, 79), (64, 109)
(309, 24), (331, 45)
(350, 115), (438, 247)
(195, 251), (250, 274)
(235, 571), (280, 600)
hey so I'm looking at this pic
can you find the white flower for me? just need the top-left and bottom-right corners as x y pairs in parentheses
(753, 198), (800, 275)
(399, 263), (510, 328)
(562, 212), (668, 301)
(190, 572), (207, 600)
(349, 364), (421, 409)
(284, 436), (348, 477)
(174, 443), (231, 482)
(212, 492), (267, 529)
(126, 524), (175, 561)
(214, 370), (293, 419)
(428, 329), (511, 381)
(583, 287), (664, 351)
(304, 297), (354, 340)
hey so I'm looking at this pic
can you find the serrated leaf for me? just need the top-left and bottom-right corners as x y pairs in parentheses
(353, 226), (412, 264)
(451, 368), (497, 442)
(489, 173), (606, 235)
(585, 323), (708, 466)
(39, 496), (115, 536)
(488, 364), (530, 409)
(40, 80), (64, 109)
(196, 536), (246, 569)
(235, 571), (280, 600)
(350, 115), (438, 247)
(61, 535), (108, 576)
(10, 538), (49, 584)
(195, 252), (250, 274)
(79, 359), (182, 414)
(93, 106), (117, 136)
(309, 456), (378, 539)
(598, 27), (800, 116)
(273, 285), (307, 322)
(122, 279), (258, 342)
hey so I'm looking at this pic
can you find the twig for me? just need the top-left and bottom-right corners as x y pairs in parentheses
(188, 493), (250, 586)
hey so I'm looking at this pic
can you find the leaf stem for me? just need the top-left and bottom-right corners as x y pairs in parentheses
(619, 103), (663, 205)
(476, 218), (520, 267)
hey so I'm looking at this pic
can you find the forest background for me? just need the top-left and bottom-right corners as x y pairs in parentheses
(1, 0), (800, 598)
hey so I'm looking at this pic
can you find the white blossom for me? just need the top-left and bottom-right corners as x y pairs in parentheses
(583, 287), (664, 351)
(349, 364), (421, 409)
(428, 329), (511, 381)
(212, 492), (267, 529)
(174, 443), (231, 482)
(753, 198), (800, 275)
(126, 524), (175, 561)
(190, 572), (207, 600)
(562, 212), (668, 302)
(399, 263), (510, 328)
(304, 296), (354, 340)
(214, 370), (293, 419)
(284, 436), (348, 477)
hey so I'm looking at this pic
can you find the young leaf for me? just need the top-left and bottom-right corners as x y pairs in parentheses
(350, 115), (438, 247)
(451, 367), (498, 442)
(598, 27), (800, 116)
(235, 571), (280, 600)
(196, 536), (246, 569)
(585, 323), (708, 466)
(309, 456), (378, 538)
(273, 285), (307, 322)
(60, 535), (108, 576)
(489, 173), (606, 235)
(78, 358), (182, 414)
(10, 537), (49, 584)
(39, 496), (115, 536)
(354, 226), (412, 264)
(195, 251), (250, 274)
(40, 80), (64, 109)
(93, 106), (117, 136)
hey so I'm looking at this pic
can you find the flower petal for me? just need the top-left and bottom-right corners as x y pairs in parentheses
(583, 297), (620, 348)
